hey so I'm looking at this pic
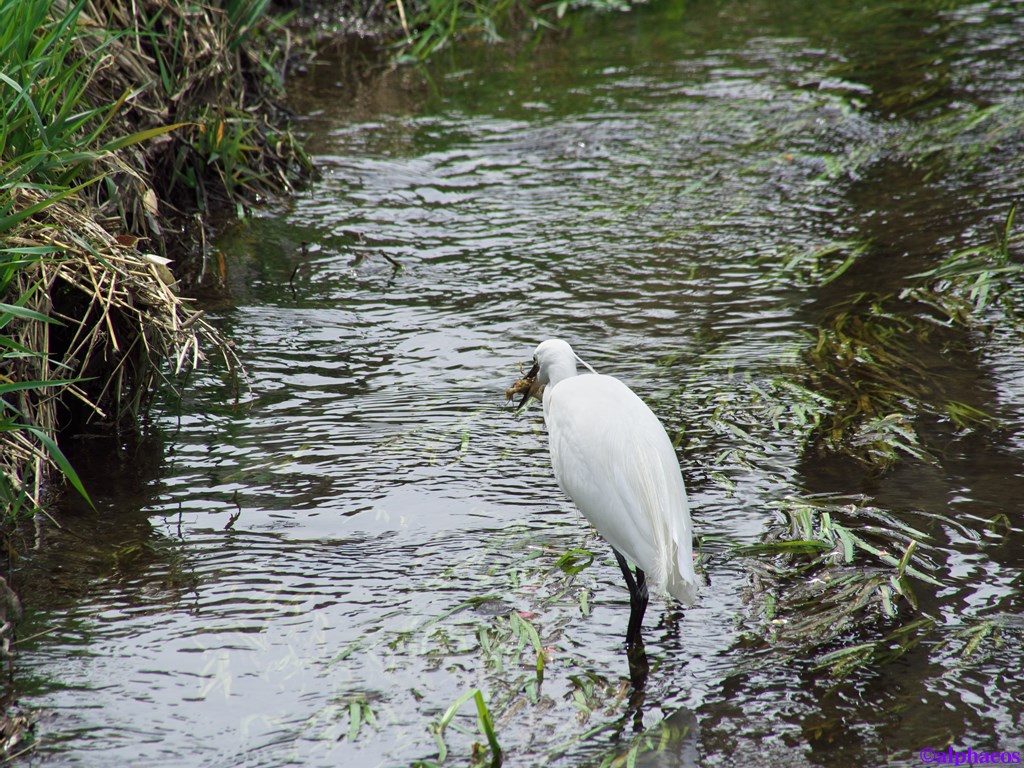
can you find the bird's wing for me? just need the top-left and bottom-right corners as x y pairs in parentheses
(544, 374), (696, 603)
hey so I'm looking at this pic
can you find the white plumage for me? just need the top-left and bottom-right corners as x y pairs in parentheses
(521, 339), (698, 644)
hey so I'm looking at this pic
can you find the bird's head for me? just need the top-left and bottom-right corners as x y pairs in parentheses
(507, 339), (581, 410)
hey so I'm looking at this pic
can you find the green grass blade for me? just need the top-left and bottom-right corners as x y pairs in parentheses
(100, 122), (191, 152)
(24, 425), (93, 508)
(473, 689), (503, 765)
(0, 175), (104, 234)
(0, 301), (63, 325)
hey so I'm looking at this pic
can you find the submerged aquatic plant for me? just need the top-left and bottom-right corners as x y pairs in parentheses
(677, 204), (1023, 678)
(426, 687), (503, 767)
(731, 497), (941, 648)
(798, 292), (963, 469)
(909, 202), (1023, 319)
(767, 203), (1021, 474)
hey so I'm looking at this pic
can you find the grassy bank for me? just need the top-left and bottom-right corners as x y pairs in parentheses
(1, 0), (312, 521)
(354, 0), (640, 61)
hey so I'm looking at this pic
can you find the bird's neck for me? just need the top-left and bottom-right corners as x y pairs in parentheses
(545, 357), (578, 388)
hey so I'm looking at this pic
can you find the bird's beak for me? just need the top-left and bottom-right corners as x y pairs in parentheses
(506, 361), (541, 410)
(521, 362), (542, 409)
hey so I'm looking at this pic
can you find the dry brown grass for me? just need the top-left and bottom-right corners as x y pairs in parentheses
(2, 188), (238, 510)
(2, 0), (309, 516)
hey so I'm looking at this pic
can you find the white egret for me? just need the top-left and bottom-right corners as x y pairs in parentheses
(514, 339), (698, 648)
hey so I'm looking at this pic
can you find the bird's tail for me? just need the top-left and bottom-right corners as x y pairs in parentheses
(659, 540), (700, 606)
(664, 568), (700, 606)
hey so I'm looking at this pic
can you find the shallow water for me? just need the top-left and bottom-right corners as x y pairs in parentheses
(12, 0), (1024, 765)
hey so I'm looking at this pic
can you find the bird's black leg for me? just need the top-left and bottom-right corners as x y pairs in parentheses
(613, 548), (638, 594)
(612, 549), (649, 650)
(628, 567), (649, 650)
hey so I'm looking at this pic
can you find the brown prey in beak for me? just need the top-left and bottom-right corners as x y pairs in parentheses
(505, 361), (540, 410)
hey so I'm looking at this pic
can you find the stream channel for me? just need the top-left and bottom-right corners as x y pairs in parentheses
(11, 0), (1024, 765)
